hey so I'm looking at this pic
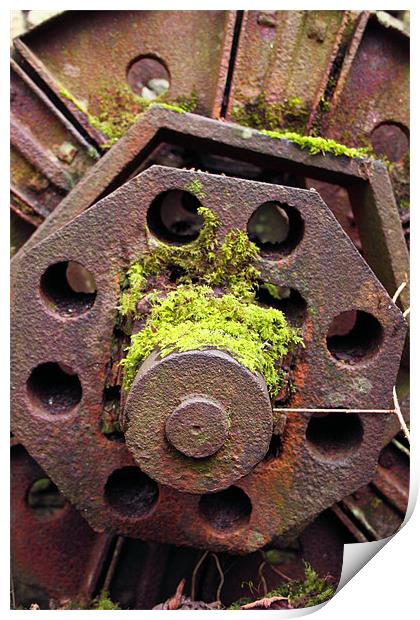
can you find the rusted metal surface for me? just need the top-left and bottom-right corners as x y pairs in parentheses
(68, 509), (345, 609)
(11, 165), (406, 553)
(124, 350), (273, 493)
(225, 10), (352, 129)
(9, 10), (410, 605)
(13, 10), (235, 145)
(321, 14), (409, 155)
(10, 59), (98, 230)
(303, 178), (362, 250)
(319, 12), (410, 243)
(14, 452), (407, 610)
(12, 107), (409, 315)
(11, 443), (111, 608)
(221, 9), (410, 310)
(331, 438), (409, 543)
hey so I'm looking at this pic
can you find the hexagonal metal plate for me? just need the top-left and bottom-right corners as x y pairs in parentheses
(11, 166), (406, 553)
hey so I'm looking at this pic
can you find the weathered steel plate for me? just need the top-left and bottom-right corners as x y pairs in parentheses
(11, 443), (111, 607)
(14, 10), (236, 145)
(11, 166), (406, 553)
(226, 10), (350, 130)
(10, 59), (98, 229)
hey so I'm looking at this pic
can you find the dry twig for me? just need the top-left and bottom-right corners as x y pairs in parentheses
(393, 386), (410, 443)
(210, 553), (225, 606)
(392, 281), (407, 303)
(191, 550), (209, 601)
(241, 596), (289, 609)
(257, 559), (268, 595)
(103, 536), (124, 593)
(168, 579), (186, 610)
(273, 407), (394, 414)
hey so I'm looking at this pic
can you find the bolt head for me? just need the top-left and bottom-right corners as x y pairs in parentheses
(165, 396), (228, 458)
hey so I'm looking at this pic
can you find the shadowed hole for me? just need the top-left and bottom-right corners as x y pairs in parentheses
(263, 434), (283, 461)
(199, 486), (252, 531)
(147, 189), (204, 244)
(127, 55), (170, 99)
(102, 386), (125, 442)
(40, 261), (96, 317)
(27, 477), (67, 516)
(327, 310), (383, 363)
(105, 467), (158, 518)
(247, 201), (303, 256)
(257, 282), (307, 326)
(371, 122), (409, 163)
(306, 413), (363, 460)
(27, 362), (82, 415)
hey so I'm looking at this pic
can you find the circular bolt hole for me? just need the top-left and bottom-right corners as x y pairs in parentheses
(327, 310), (383, 363)
(199, 486), (252, 531)
(378, 446), (395, 469)
(247, 201), (303, 256)
(27, 477), (67, 516)
(306, 413), (363, 460)
(104, 467), (158, 518)
(127, 55), (170, 99)
(257, 282), (307, 326)
(147, 189), (204, 244)
(371, 122), (409, 163)
(27, 362), (82, 415)
(40, 261), (97, 317)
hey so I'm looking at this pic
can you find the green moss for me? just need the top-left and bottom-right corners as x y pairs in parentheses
(260, 282), (283, 301)
(119, 208), (302, 397)
(59, 86), (87, 114)
(151, 102), (186, 114)
(319, 95), (330, 112)
(232, 92), (309, 134)
(101, 418), (122, 437)
(119, 207), (261, 316)
(286, 563), (335, 607)
(185, 179), (206, 200)
(59, 84), (198, 149)
(91, 591), (120, 610)
(231, 91), (374, 159)
(121, 284), (300, 396)
(227, 562), (335, 609)
(260, 129), (371, 159)
(173, 87), (199, 113)
(228, 598), (252, 610)
(87, 145), (100, 160)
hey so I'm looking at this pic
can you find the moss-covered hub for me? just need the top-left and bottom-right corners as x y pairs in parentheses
(119, 204), (302, 397)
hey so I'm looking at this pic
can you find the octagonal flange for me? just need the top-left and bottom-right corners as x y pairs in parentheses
(11, 166), (406, 553)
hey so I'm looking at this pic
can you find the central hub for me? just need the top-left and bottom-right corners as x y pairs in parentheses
(165, 396), (229, 458)
(122, 349), (273, 493)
